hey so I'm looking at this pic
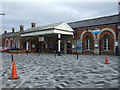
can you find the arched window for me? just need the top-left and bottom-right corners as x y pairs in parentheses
(10, 39), (13, 47)
(103, 34), (110, 51)
(15, 39), (18, 48)
(5, 39), (10, 48)
(6, 40), (9, 47)
(85, 36), (91, 50)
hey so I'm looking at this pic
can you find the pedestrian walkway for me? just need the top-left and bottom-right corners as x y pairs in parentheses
(1, 53), (119, 88)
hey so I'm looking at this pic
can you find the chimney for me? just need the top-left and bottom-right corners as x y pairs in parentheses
(31, 23), (36, 28)
(4, 30), (7, 34)
(12, 28), (15, 33)
(20, 25), (24, 31)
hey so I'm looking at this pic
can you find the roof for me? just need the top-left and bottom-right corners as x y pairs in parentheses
(2, 32), (21, 38)
(68, 14), (119, 28)
(23, 22), (64, 33)
(21, 22), (74, 36)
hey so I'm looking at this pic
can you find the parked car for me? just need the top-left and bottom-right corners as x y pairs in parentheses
(1, 47), (21, 52)
(1, 48), (9, 52)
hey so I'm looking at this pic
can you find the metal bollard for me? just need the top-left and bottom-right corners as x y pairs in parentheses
(77, 53), (78, 59)
(55, 51), (56, 57)
(11, 54), (13, 62)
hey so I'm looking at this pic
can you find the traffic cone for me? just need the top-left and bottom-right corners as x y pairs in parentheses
(105, 56), (110, 64)
(8, 60), (20, 79)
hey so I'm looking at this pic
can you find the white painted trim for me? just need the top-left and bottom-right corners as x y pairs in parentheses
(58, 34), (61, 52)
(55, 22), (74, 32)
(98, 28), (116, 53)
(80, 30), (95, 40)
(21, 29), (73, 37)
(26, 42), (28, 50)
(97, 28), (116, 40)
(21, 30), (55, 37)
(54, 29), (73, 35)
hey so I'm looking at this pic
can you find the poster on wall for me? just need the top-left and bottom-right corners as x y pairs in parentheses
(94, 41), (99, 48)
(76, 40), (82, 50)
(39, 36), (44, 41)
(115, 41), (118, 46)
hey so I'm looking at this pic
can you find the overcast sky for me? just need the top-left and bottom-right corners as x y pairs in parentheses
(1, 2), (119, 33)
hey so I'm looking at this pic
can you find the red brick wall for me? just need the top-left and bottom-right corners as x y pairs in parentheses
(74, 24), (117, 55)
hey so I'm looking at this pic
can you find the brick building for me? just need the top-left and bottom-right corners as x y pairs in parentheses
(69, 14), (120, 55)
(1, 14), (120, 55)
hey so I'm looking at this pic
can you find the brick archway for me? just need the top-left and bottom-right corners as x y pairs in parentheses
(10, 38), (13, 47)
(5, 39), (10, 48)
(82, 32), (94, 54)
(99, 31), (114, 55)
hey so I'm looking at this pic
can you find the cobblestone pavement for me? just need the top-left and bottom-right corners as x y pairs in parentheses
(1, 53), (119, 88)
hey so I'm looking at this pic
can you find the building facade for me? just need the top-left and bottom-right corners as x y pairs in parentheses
(1, 14), (120, 55)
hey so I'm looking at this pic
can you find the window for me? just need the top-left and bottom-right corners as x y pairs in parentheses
(15, 39), (18, 48)
(31, 40), (35, 49)
(103, 34), (110, 51)
(86, 36), (91, 50)
(6, 40), (9, 47)
(10, 39), (13, 47)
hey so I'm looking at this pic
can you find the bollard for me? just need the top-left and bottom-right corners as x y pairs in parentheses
(55, 51), (56, 57)
(11, 54), (13, 62)
(77, 53), (78, 59)
(26, 50), (28, 55)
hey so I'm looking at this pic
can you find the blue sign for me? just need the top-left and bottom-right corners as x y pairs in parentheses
(76, 40), (82, 50)
(92, 29), (100, 34)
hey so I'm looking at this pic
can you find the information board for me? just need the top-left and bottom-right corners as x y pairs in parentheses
(76, 40), (82, 50)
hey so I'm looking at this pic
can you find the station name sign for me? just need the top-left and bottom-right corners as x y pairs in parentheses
(92, 29), (100, 34)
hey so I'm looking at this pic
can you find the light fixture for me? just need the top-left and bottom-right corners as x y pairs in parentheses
(68, 41), (70, 43)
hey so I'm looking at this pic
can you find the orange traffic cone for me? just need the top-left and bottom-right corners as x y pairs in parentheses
(105, 56), (110, 64)
(8, 60), (20, 79)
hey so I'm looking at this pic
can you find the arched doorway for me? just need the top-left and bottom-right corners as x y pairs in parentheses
(10, 39), (13, 47)
(14, 39), (19, 48)
(5, 39), (10, 48)
(99, 31), (114, 55)
(82, 32), (94, 54)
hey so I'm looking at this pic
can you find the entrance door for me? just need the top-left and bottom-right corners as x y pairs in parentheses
(67, 43), (72, 54)
(35, 43), (39, 53)
(39, 42), (46, 53)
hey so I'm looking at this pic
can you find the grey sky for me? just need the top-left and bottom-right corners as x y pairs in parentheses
(1, 2), (119, 33)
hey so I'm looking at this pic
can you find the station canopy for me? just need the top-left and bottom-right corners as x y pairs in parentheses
(21, 22), (74, 37)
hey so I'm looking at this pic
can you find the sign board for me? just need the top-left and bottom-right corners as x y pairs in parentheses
(72, 43), (75, 48)
(76, 40), (82, 50)
(92, 29), (100, 34)
(94, 41), (99, 48)
(39, 36), (44, 41)
(115, 41), (118, 46)
(118, 25), (120, 29)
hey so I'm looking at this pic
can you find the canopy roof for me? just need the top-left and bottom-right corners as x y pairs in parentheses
(21, 22), (74, 37)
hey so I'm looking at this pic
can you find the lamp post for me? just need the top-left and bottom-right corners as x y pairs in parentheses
(74, 29), (78, 59)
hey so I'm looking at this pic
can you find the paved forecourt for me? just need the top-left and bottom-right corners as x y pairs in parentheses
(1, 53), (119, 88)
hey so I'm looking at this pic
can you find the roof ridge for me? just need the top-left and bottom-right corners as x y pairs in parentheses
(68, 14), (118, 24)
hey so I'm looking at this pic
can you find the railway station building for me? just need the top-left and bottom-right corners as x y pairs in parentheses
(1, 14), (120, 55)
